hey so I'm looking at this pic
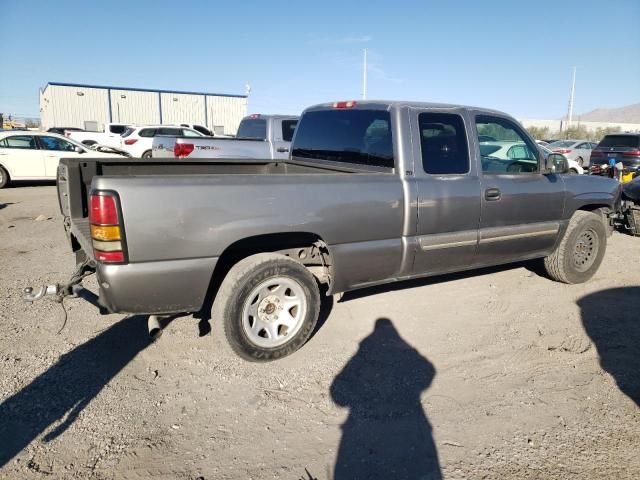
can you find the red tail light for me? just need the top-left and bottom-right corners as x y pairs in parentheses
(623, 149), (640, 157)
(553, 149), (572, 154)
(89, 193), (126, 264)
(174, 142), (195, 158)
(591, 150), (604, 159)
(333, 100), (357, 108)
(124, 139), (138, 145)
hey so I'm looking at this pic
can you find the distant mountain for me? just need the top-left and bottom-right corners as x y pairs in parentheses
(576, 103), (640, 123)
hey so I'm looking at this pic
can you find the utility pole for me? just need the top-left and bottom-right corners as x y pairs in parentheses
(362, 48), (368, 100)
(566, 66), (576, 130)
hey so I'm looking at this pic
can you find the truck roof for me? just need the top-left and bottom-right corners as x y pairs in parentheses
(243, 114), (299, 120)
(305, 100), (508, 117)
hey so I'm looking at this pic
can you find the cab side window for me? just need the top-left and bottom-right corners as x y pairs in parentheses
(476, 116), (539, 174)
(419, 112), (469, 174)
(3, 136), (38, 149)
(281, 120), (298, 142)
(39, 136), (76, 152)
(181, 129), (201, 137)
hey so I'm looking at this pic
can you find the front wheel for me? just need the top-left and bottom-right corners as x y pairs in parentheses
(543, 210), (607, 284)
(216, 253), (320, 361)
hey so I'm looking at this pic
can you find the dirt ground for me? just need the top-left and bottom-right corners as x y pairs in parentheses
(0, 184), (638, 480)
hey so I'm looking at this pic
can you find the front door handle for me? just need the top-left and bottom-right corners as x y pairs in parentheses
(276, 147), (289, 153)
(485, 188), (501, 201)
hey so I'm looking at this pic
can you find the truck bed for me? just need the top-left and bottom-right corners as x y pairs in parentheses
(57, 157), (384, 259)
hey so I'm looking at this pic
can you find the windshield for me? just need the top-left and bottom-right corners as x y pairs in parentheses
(236, 118), (267, 140)
(292, 109), (394, 169)
(598, 135), (640, 148)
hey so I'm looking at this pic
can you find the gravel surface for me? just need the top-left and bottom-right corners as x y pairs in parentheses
(1, 185), (638, 479)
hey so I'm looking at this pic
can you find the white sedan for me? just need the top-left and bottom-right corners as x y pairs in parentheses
(0, 131), (126, 188)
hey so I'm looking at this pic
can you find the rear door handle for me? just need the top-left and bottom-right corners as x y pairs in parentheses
(485, 188), (501, 201)
(276, 147), (289, 153)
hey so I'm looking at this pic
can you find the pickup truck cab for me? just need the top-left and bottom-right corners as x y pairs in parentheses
(66, 123), (130, 148)
(54, 100), (620, 361)
(152, 114), (298, 160)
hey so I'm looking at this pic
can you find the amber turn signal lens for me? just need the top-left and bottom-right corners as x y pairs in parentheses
(91, 225), (121, 241)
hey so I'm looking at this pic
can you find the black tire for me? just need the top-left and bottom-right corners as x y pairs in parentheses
(544, 211), (607, 284)
(82, 140), (97, 146)
(569, 168), (579, 174)
(0, 166), (9, 188)
(215, 253), (320, 362)
(141, 150), (152, 159)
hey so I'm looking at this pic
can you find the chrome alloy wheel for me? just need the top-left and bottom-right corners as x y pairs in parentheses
(242, 276), (307, 348)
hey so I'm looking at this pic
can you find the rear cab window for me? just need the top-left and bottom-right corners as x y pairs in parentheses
(418, 112), (469, 174)
(237, 118), (267, 140)
(291, 108), (394, 170)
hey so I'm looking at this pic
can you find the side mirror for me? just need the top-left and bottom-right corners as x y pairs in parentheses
(74, 146), (84, 154)
(545, 153), (569, 174)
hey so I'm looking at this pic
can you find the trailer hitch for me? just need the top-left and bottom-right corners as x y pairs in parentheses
(23, 259), (95, 304)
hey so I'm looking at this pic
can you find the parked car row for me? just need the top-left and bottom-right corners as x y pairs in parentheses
(0, 131), (129, 188)
(0, 114), (300, 187)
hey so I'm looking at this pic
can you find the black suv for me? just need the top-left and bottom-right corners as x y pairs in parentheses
(591, 133), (640, 171)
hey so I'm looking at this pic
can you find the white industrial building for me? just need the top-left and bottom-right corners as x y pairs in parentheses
(39, 82), (248, 135)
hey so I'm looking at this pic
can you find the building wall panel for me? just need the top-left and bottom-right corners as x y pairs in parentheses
(160, 93), (205, 125)
(110, 89), (159, 124)
(42, 85), (110, 130)
(206, 96), (247, 135)
(39, 83), (246, 133)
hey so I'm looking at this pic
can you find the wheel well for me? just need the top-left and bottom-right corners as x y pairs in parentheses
(576, 204), (613, 234)
(200, 232), (332, 317)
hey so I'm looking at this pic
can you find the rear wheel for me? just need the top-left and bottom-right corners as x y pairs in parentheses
(569, 168), (579, 174)
(215, 253), (320, 361)
(543, 210), (607, 284)
(0, 166), (9, 188)
(142, 150), (152, 159)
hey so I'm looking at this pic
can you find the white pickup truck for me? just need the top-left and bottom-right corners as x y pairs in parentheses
(66, 123), (130, 148)
(152, 114), (298, 160)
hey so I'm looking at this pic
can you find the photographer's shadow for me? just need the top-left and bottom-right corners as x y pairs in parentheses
(330, 318), (442, 480)
(579, 287), (640, 405)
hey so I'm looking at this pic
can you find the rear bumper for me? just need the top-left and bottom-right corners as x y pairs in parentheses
(97, 257), (218, 314)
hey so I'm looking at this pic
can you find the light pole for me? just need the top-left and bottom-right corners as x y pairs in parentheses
(362, 48), (368, 100)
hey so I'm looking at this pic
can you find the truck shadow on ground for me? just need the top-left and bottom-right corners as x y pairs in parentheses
(578, 287), (640, 406)
(0, 315), (152, 468)
(340, 262), (537, 302)
(330, 318), (442, 480)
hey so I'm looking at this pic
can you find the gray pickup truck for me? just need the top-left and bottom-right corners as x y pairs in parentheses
(44, 100), (620, 361)
(152, 114), (298, 160)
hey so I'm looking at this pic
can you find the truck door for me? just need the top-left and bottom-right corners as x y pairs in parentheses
(412, 109), (481, 274)
(272, 119), (297, 160)
(474, 114), (565, 263)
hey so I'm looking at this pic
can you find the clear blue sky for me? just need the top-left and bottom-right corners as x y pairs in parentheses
(1, 0), (638, 120)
